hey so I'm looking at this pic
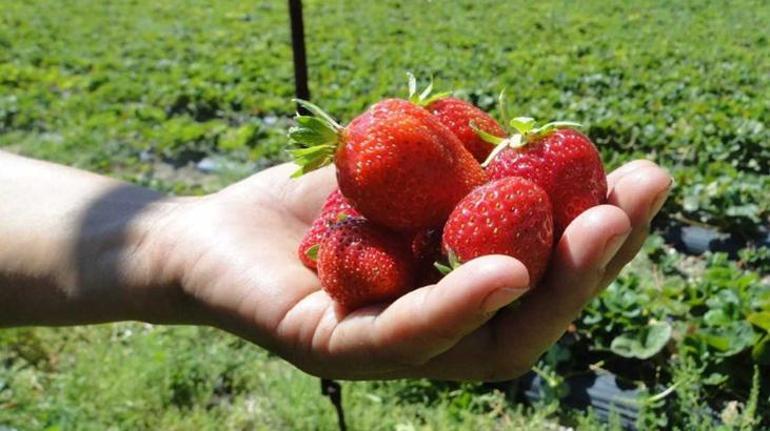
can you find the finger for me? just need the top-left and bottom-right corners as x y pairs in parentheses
(397, 205), (633, 382)
(326, 255), (529, 372)
(606, 159), (659, 191)
(483, 205), (631, 379)
(603, 164), (672, 284)
(608, 164), (672, 226)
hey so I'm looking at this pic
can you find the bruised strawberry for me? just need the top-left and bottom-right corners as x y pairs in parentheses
(442, 177), (554, 286)
(411, 228), (442, 266)
(480, 117), (607, 239)
(410, 228), (444, 285)
(289, 99), (486, 231)
(407, 73), (506, 162)
(298, 189), (361, 269)
(317, 218), (415, 309)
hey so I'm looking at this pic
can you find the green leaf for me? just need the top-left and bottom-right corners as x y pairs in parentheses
(418, 77), (434, 102)
(219, 124), (256, 150)
(751, 334), (770, 365)
(700, 322), (756, 356)
(497, 88), (510, 129)
(747, 312), (770, 332)
(447, 249), (462, 269)
(407, 71), (417, 99)
(289, 144), (332, 158)
(471, 120), (505, 145)
(610, 321), (672, 359)
(704, 309), (731, 326)
(509, 117), (536, 134)
(288, 117), (338, 146)
(434, 261), (452, 275)
(292, 99), (342, 131)
(406, 72), (450, 105)
(538, 120), (583, 131)
(420, 91), (452, 106)
(702, 333), (731, 351)
(434, 250), (462, 276)
(305, 244), (320, 261)
(702, 373), (728, 386)
(287, 100), (342, 176)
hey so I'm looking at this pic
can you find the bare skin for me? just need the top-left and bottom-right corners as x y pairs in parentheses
(0, 150), (671, 381)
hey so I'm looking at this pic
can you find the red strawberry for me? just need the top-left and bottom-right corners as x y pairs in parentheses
(425, 97), (506, 162)
(480, 117), (607, 239)
(407, 73), (506, 162)
(442, 177), (554, 286)
(298, 189), (361, 269)
(317, 218), (415, 309)
(289, 98), (487, 231)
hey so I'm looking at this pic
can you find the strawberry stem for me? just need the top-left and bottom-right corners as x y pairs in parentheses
(433, 249), (462, 275)
(294, 99), (343, 131)
(498, 89), (511, 128)
(476, 114), (583, 167)
(535, 120), (583, 135)
(434, 262), (453, 275)
(509, 117), (537, 135)
(288, 99), (343, 177)
(470, 121), (505, 145)
(481, 134), (523, 167)
(406, 72), (451, 106)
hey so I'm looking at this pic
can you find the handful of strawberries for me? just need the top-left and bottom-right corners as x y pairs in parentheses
(290, 76), (607, 310)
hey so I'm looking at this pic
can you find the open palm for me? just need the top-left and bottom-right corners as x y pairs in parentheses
(158, 160), (670, 381)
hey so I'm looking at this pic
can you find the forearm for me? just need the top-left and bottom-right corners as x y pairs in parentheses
(0, 151), (186, 326)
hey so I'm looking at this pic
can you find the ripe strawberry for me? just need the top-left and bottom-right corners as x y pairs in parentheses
(317, 218), (415, 309)
(407, 73), (506, 162)
(480, 117), (607, 239)
(289, 98), (486, 231)
(298, 189), (361, 269)
(426, 97), (506, 162)
(442, 177), (554, 286)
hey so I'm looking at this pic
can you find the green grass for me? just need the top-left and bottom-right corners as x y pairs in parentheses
(0, 325), (570, 430)
(1, 0), (770, 429)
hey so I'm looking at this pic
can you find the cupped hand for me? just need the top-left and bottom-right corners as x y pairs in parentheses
(153, 160), (671, 381)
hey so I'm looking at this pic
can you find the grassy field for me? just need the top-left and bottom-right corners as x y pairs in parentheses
(1, 0), (769, 429)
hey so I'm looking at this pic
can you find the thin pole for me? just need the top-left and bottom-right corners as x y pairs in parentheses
(288, 0), (310, 112)
(288, 8), (344, 428)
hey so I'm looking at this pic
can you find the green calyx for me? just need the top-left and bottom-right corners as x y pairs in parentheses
(476, 92), (583, 167)
(305, 244), (320, 261)
(434, 249), (462, 276)
(287, 99), (344, 178)
(406, 72), (452, 107)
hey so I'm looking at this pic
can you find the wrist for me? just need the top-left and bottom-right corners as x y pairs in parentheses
(111, 196), (206, 325)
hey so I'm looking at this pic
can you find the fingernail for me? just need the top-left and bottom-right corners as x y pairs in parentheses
(599, 231), (630, 268)
(482, 287), (527, 313)
(647, 180), (672, 221)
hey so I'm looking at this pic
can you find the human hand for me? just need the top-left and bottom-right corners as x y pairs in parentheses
(149, 160), (671, 381)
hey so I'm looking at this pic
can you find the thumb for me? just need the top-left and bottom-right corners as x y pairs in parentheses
(370, 255), (530, 366)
